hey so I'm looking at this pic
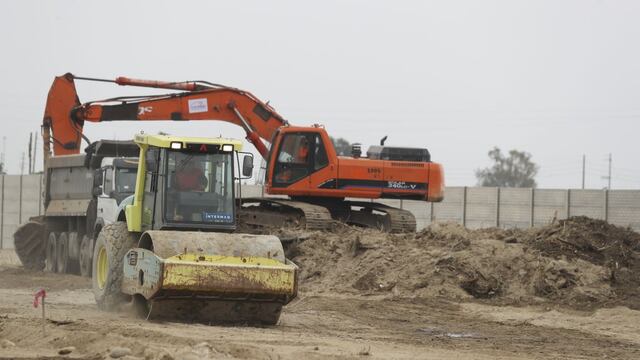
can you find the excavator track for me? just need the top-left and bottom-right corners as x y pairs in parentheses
(239, 198), (334, 231)
(346, 201), (417, 233)
(239, 197), (416, 233)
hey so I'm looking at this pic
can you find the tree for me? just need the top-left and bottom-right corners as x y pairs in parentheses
(475, 147), (538, 188)
(330, 137), (351, 156)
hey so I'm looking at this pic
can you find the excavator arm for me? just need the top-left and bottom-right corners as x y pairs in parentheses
(43, 73), (287, 161)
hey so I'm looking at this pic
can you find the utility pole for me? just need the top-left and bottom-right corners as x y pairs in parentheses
(0, 136), (5, 172)
(20, 152), (25, 175)
(601, 153), (612, 189)
(607, 153), (612, 189)
(28, 133), (33, 174)
(32, 132), (38, 174)
(581, 154), (585, 189)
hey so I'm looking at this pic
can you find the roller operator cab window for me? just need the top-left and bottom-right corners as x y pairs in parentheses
(165, 150), (234, 225)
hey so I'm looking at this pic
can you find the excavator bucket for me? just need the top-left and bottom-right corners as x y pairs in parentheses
(120, 231), (298, 324)
(43, 73), (83, 157)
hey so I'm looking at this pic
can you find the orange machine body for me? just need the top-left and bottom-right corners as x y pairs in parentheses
(42, 74), (444, 204)
(265, 126), (444, 202)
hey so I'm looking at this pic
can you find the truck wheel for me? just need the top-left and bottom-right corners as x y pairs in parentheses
(92, 222), (137, 310)
(79, 235), (93, 277)
(56, 232), (69, 274)
(45, 232), (58, 273)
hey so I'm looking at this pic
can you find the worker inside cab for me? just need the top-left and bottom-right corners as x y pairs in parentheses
(294, 137), (309, 164)
(274, 134), (312, 184)
(166, 152), (209, 222)
(175, 154), (208, 191)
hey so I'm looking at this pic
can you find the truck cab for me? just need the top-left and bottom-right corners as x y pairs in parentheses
(94, 157), (139, 228)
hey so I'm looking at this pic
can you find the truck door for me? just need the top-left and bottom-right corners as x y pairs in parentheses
(97, 166), (118, 225)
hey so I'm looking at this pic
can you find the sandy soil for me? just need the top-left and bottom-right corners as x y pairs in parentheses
(2, 218), (640, 359)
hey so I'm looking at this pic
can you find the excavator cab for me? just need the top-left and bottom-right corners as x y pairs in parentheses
(271, 131), (328, 186)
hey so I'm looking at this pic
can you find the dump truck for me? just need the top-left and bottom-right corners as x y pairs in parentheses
(92, 133), (298, 324)
(13, 140), (139, 275)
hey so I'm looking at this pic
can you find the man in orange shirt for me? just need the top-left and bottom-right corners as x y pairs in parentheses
(175, 157), (207, 191)
(295, 137), (309, 164)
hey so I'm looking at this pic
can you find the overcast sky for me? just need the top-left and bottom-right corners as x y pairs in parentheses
(1, 0), (638, 189)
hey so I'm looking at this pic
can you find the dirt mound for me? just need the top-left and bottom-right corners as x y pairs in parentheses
(524, 216), (640, 269)
(284, 217), (640, 310)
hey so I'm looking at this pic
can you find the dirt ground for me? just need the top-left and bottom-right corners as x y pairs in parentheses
(2, 217), (640, 359)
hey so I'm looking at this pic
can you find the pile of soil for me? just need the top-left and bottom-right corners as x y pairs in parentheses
(281, 216), (640, 310)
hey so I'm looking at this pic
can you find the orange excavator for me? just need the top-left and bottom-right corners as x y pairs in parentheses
(43, 73), (444, 232)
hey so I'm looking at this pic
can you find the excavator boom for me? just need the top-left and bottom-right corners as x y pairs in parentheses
(43, 73), (286, 160)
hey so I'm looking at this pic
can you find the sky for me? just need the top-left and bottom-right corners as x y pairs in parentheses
(0, 0), (638, 189)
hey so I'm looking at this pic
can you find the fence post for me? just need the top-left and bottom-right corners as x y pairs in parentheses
(19, 175), (23, 225)
(38, 174), (43, 215)
(566, 189), (571, 218)
(429, 201), (434, 225)
(495, 187), (500, 228)
(529, 188), (535, 228)
(603, 189), (609, 222)
(462, 187), (467, 227)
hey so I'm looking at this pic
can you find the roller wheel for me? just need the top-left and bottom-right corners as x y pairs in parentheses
(79, 235), (93, 277)
(92, 222), (137, 310)
(56, 232), (70, 274)
(45, 232), (58, 273)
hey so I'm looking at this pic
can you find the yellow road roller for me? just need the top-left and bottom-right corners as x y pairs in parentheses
(92, 134), (298, 325)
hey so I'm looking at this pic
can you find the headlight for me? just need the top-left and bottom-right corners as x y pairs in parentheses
(222, 144), (234, 152)
(170, 142), (183, 149)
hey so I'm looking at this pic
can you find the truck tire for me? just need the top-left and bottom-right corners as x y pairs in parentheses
(92, 222), (137, 310)
(45, 232), (58, 273)
(56, 232), (69, 274)
(79, 235), (93, 277)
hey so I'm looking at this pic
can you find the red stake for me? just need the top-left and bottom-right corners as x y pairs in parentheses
(33, 289), (46, 335)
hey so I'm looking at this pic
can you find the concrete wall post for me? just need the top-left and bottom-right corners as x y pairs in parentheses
(495, 187), (501, 228)
(462, 186), (467, 227)
(529, 188), (535, 228)
(603, 189), (609, 222)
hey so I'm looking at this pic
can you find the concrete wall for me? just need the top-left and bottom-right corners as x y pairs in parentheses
(238, 184), (640, 232)
(0, 174), (44, 249)
(1, 175), (639, 248)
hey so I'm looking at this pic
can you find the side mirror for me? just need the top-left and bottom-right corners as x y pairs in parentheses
(242, 154), (254, 178)
(92, 186), (103, 197)
(93, 170), (104, 187)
